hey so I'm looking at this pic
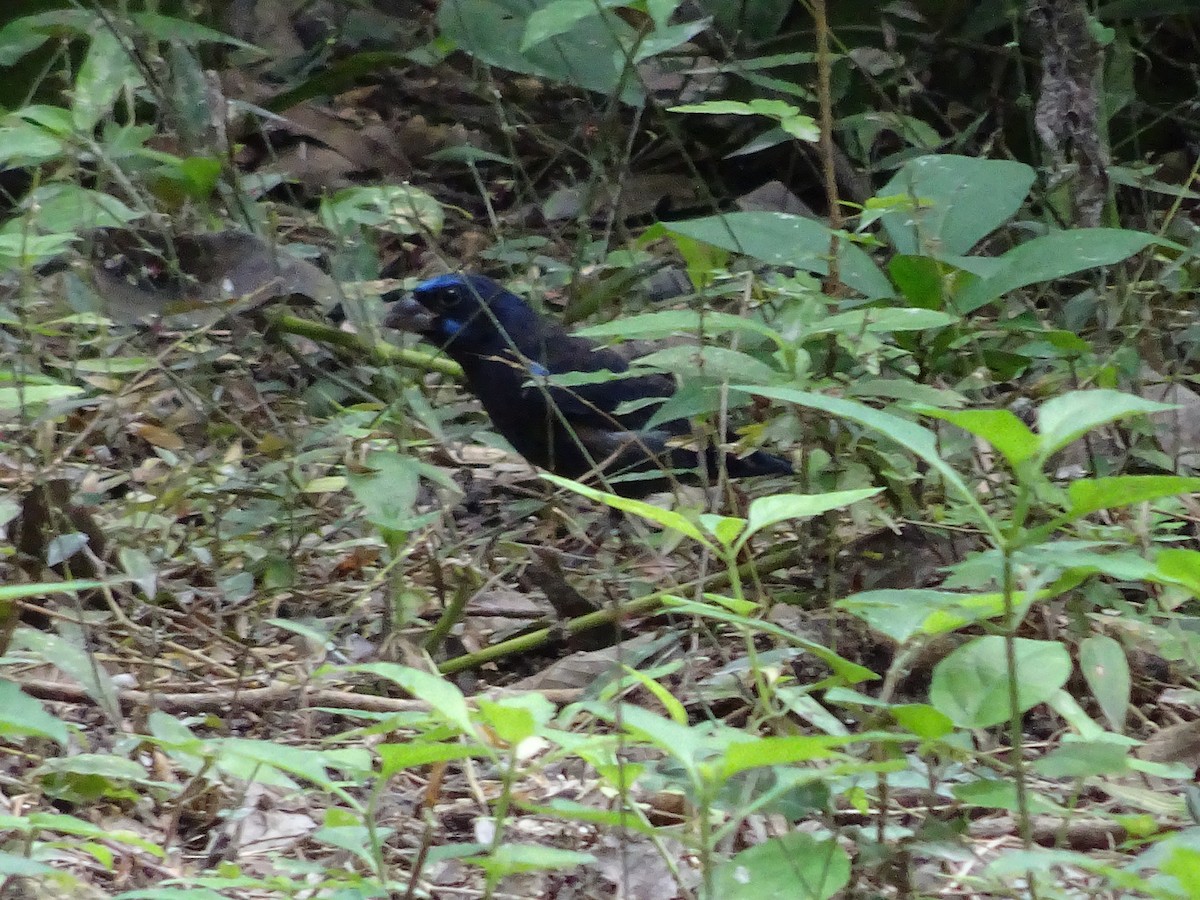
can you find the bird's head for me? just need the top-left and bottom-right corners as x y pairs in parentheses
(384, 274), (536, 353)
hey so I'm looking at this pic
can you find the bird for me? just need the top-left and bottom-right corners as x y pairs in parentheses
(383, 273), (793, 497)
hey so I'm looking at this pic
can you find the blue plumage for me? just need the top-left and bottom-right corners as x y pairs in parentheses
(385, 274), (792, 496)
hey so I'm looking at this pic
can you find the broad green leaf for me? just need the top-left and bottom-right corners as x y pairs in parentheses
(477, 696), (542, 744)
(836, 588), (1048, 643)
(634, 344), (780, 384)
(522, 0), (623, 50)
(741, 488), (882, 544)
(712, 834), (850, 900)
(0, 121), (63, 166)
(805, 307), (956, 335)
(0, 852), (53, 876)
(720, 735), (848, 778)
(520, 799), (657, 835)
(378, 741), (488, 777)
(878, 155), (1035, 255)
(953, 779), (1065, 813)
(321, 184), (443, 236)
(347, 451), (440, 532)
(667, 212), (895, 299)
(1034, 740), (1130, 778)
(24, 184), (142, 232)
(0, 384), (85, 410)
(469, 844), (594, 877)
(930, 636), (1070, 728)
(891, 704), (954, 738)
(848, 378), (966, 407)
(1067, 476), (1200, 518)
(348, 663), (474, 734)
(1079, 635), (1130, 732)
(955, 229), (1156, 313)
(921, 408), (1039, 468)
(438, 0), (643, 104)
(1154, 548), (1200, 597)
(615, 703), (706, 768)
(1037, 390), (1173, 459)
(16, 631), (122, 725)
(661, 595), (877, 684)
(700, 513), (746, 548)
(0, 680), (69, 746)
(65, 356), (157, 374)
(132, 12), (260, 49)
(736, 385), (999, 541)
(576, 308), (780, 344)
(888, 253), (949, 309)
(0, 580), (105, 601)
(218, 739), (341, 792)
(74, 30), (141, 131)
(541, 474), (714, 546)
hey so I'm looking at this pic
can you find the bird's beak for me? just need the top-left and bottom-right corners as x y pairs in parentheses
(383, 295), (436, 333)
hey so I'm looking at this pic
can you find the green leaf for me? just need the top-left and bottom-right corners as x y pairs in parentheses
(955, 229), (1156, 313)
(0, 852), (54, 876)
(661, 595), (877, 684)
(1155, 548), (1200, 597)
(836, 588), (1054, 643)
(0, 680), (69, 746)
(377, 741), (488, 777)
(805, 307), (957, 335)
(1067, 476), (1200, 518)
(667, 212), (895, 299)
(889, 254), (949, 309)
(615, 704), (704, 770)
(712, 834), (850, 900)
(0, 120), (64, 166)
(73, 30), (141, 131)
(741, 488), (882, 544)
(438, 0), (643, 104)
(720, 735), (848, 778)
(16, 631), (122, 725)
(953, 779), (1065, 813)
(522, 0), (622, 50)
(670, 99), (819, 142)
(701, 513), (747, 548)
(0, 384), (85, 410)
(0, 580), (106, 601)
(1080, 633), (1132, 734)
(349, 663), (475, 734)
(930, 636), (1071, 728)
(634, 344), (780, 384)
(477, 697), (538, 744)
(576, 308), (780, 344)
(346, 451), (441, 533)
(321, 184), (444, 237)
(468, 844), (594, 877)
(891, 704), (954, 738)
(541, 474), (714, 546)
(921, 408), (1039, 468)
(1036, 389), (1173, 459)
(131, 13), (260, 50)
(877, 155), (1036, 256)
(23, 184), (142, 232)
(1034, 740), (1130, 778)
(735, 386), (999, 541)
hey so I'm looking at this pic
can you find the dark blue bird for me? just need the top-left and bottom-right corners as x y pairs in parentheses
(384, 274), (793, 496)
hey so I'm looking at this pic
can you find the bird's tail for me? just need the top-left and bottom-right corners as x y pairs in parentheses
(720, 449), (794, 480)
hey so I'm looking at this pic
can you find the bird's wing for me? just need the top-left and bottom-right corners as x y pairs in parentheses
(529, 334), (679, 433)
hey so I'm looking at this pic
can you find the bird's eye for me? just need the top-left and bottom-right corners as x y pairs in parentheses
(433, 287), (463, 312)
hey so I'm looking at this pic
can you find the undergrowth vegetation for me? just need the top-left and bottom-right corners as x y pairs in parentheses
(1, 1), (1200, 898)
